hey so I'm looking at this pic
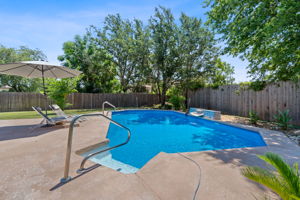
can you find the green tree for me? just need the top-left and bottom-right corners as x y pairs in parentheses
(130, 19), (152, 91)
(58, 33), (118, 93)
(207, 58), (235, 89)
(94, 15), (151, 93)
(149, 7), (182, 106)
(148, 8), (234, 106)
(0, 45), (46, 92)
(178, 13), (230, 105)
(58, 7), (236, 102)
(47, 78), (77, 110)
(242, 152), (300, 200)
(205, 0), (300, 83)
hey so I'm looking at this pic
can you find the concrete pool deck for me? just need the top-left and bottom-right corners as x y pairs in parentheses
(0, 115), (299, 200)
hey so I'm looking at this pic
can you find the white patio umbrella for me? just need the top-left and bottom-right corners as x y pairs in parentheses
(0, 61), (81, 115)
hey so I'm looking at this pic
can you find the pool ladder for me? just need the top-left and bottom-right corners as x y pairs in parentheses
(102, 101), (116, 116)
(60, 113), (131, 183)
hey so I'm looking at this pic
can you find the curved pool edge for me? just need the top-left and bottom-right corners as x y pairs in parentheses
(112, 109), (299, 149)
(136, 124), (298, 176)
(92, 109), (298, 175)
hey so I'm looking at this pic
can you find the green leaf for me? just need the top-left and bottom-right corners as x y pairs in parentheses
(242, 152), (300, 200)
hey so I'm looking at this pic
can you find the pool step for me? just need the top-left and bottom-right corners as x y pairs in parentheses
(75, 139), (110, 155)
(81, 144), (138, 174)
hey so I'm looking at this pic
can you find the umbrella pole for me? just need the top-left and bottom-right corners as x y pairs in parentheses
(42, 67), (48, 116)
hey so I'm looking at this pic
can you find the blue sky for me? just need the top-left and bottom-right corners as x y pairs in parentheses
(0, 0), (250, 82)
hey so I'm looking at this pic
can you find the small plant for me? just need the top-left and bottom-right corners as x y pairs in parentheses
(249, 110), (259, 125)
(153, 102), (173, 110)
(242, 152), (300, 200)
(47, 78), (77, 110)
(274, 110), (293, 130)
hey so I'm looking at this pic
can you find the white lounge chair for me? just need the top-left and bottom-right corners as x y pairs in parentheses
(32, 106), (70, 125)
(49, 104), (86, 122)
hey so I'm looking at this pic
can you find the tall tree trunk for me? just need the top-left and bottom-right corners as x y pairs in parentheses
(184, 65), (191, 109)
(184, 88), (188, 109)
(161, 92), (166, 106)
(156, 82), (162, 104)
(161, 82), (167, 106)
(120, 78), (127, 93)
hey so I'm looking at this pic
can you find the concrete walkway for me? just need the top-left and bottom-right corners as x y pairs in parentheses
(0, 116), (299, 200)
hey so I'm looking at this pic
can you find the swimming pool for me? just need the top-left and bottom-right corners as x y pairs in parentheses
(83, 110), (266, 173)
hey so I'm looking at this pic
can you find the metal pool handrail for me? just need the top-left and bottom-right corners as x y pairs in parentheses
(102, 101), (116, 116)
(60, 113), (131, 183)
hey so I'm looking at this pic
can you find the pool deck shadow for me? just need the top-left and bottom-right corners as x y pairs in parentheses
(0, 119), (62, 141)
(49, 163), (101, 191)
(218, 121), (300, 162)
(0, 116), (299, 200)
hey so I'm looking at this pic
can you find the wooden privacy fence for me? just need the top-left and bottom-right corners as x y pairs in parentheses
(0, 92), (159, 112)
(189, 81), (300, 125)
(67, 93), (159, 109)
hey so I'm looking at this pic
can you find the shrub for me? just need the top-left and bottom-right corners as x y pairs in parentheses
(166, 87), (185, 110)
(152, 104), (161, 109)
(274, 110), (293, 130)
(242, 152), (300, 200)
(249, 110), (259, 125)
(153, 103), (173, 110)
(47, 78), (77, 110)
(163, 102), (173, 110)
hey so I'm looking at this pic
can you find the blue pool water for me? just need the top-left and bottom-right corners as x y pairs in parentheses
(85, 110), (266, 173)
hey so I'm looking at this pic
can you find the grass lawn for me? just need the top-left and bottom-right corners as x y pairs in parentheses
(0, 109), (102, 120)
(0, 107), (148, 120)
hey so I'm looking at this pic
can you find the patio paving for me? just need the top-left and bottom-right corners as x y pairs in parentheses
(0, 115), (299, 200)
